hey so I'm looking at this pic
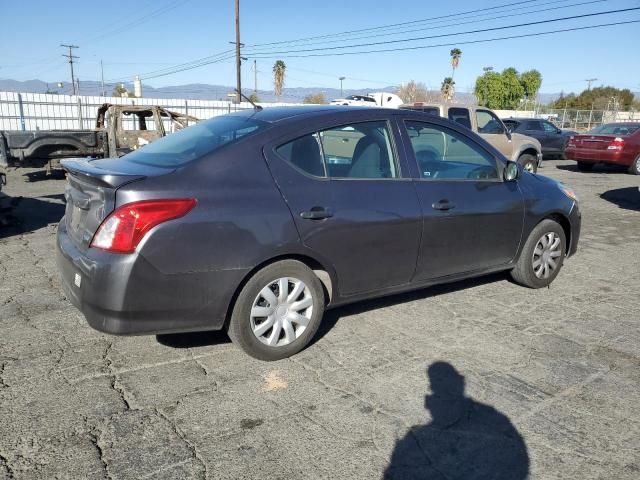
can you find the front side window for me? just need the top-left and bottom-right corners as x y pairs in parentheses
(448, 108), (472, 130)
(476, 110), (505, 134)
(542, 121), (559, 133)
(405, 121), (499, 181)
(277, 121), (399, 179)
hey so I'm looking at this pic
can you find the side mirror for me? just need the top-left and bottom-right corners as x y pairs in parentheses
(504, 161), (520, 182)
(505, 129), (512, 141)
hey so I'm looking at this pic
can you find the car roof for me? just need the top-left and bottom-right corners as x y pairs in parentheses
(227, 105), (395, 123)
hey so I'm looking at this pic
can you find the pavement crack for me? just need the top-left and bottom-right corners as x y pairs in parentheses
(155, 408), (207, 479)
(104, 342), (133, 411)
(0, 451), (15, 479)
(87, 429), (111, 480)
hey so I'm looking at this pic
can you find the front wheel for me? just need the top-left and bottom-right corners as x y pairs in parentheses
(511, 219), (566, 288)
(518, 153), (538, 174)
(227, 260), (325, 361)
(629, 155), (640, 175)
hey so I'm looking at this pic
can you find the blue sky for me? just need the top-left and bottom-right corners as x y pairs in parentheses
(2, 0), (640, 94)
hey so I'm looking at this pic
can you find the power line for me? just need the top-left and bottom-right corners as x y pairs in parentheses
(247, 19), (640, 59)
(246, 0), (607, 51)
(244, 0), (542, 47)
(244, 6), (640, 56)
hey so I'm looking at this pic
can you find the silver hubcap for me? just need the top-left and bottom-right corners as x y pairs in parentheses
(532, 232), (562, 279)
(250, 277), (313, 347)
(524, 162), (535, 173)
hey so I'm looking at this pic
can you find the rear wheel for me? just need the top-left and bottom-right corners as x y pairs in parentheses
(577, 161), (594, 172)
(227, 260), (325, 361)
(629, 155), (640, 175)
(511, 219), (566, 289)
(518, 153), (538, 174)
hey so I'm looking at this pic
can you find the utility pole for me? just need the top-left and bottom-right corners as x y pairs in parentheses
(339, 76), (345, 97)
(585, 78), (597, 90)
(253, 59), (257, 95)
(235, 0), (241, 104)
(100, 60), (105, 96)
(61, 44), (79, 95)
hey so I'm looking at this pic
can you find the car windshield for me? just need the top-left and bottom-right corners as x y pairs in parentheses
(124, 115), (268, 167)
(589, 124), (639, 135)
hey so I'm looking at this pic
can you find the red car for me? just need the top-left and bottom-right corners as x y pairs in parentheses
(565, 123), (640, 175)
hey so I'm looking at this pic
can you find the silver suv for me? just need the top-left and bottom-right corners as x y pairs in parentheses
(401, 103), (543, 173)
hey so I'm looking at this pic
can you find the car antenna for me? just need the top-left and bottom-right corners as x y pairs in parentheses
(235, 89), (263, 111)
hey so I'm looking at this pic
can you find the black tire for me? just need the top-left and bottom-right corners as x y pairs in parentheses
(227, 260), (325, 361)
(577, 161), (594, 172)
(628, 155), (640, 175)
(510, 219), (566, 289)
(517, 153), (538, 174)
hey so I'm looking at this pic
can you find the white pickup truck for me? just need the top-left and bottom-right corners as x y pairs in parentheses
(330, 92), (403, 108)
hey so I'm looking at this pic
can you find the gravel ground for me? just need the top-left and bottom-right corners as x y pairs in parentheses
(0, 160), (639, 479)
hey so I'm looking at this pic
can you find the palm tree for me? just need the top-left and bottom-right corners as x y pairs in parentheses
(441, 77), (455, 102)
(273, 60), (286, 101)
(450, 48), (462, 80)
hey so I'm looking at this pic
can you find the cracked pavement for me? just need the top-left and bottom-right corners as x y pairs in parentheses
(1, 161), (639, 479)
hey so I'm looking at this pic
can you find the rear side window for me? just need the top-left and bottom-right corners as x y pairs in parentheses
(276, 121), (399, 179)
(276, 133), (325, 177)
(526, 120), (544, 131)
(448, 108), (472, 130)
(124, 115), (268, 167)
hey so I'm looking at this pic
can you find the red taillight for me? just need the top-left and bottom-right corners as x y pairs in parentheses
(607, 137), (625, 151)
(91, 199), (197, 253)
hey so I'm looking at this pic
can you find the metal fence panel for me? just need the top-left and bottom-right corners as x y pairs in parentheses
(0, 92), (299, 131)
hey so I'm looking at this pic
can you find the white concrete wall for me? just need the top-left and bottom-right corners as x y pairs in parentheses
(0, 91), (299, 131)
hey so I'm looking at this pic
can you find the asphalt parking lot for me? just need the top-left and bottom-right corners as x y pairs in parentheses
(1, 160), (639, 479)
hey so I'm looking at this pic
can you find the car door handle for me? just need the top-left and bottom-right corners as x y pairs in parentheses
(432, 200), (456, 211)
(300, 207), (333, 220)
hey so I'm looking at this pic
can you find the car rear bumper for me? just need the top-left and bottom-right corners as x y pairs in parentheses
(565, 148), (629, 166)
(56, 218), (248, 335)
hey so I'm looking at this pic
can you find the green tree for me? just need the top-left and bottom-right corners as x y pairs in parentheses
(520, 69), (543, 102)
(450, 48), (462, 77)
(248, 93), (260, 103)
(549, 86), (635, 110)
(302, 93), (327, 104)
(273, 60), (286, 101)
(474, 68), (540, 109)
(441, 77), (455, 101)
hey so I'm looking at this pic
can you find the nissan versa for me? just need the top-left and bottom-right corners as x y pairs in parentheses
(56, 106), (581, 360)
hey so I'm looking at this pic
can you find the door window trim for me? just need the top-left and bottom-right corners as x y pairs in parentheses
(402, 119), (504, 183)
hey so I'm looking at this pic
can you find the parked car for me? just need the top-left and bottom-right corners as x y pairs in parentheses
(0, 104), (199, 172)
(564, 123), (640, 175)
(401, 103), (543, 173)
(57, 106), (581, 360)
(502, 118), (575, 159)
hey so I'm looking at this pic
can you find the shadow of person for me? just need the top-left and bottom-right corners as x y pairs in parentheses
(384, 362), (529, 480)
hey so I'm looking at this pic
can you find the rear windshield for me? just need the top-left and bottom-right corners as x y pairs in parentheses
(124, 115), (269, 167)
(589, 124), (639, 136)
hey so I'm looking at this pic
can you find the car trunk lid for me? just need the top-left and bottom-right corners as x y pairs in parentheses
(61, 157), (172, 249)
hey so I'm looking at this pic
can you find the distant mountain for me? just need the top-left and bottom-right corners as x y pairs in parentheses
(0, 78), (399, 103)
(0, 78), (614, 106)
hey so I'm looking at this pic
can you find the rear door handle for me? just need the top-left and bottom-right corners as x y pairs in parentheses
(432, 200), (456, 211)
(300, 206), (333, 220)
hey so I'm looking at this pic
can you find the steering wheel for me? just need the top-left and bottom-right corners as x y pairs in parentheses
(467, 166), (496, 180)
